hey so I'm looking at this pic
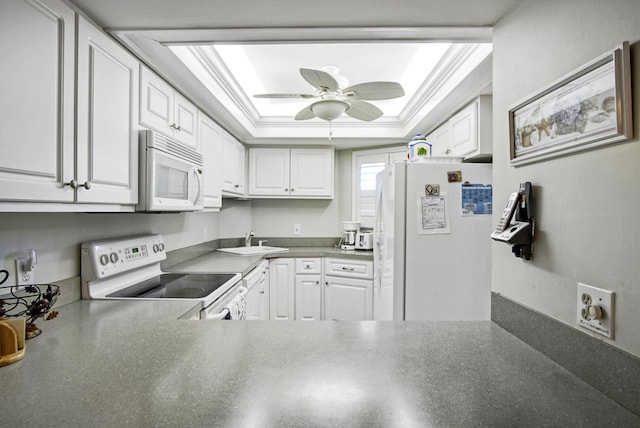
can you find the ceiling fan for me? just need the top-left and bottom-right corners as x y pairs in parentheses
(253, 65), (405, 122)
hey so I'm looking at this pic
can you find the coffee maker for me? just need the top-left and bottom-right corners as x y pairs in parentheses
(341, 221), (360, 250)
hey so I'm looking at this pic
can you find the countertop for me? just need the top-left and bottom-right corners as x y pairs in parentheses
(166, 246), (373, 276)
(2, 300), (638, 427)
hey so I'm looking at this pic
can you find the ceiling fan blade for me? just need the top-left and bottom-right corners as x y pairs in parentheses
(343, 82), (405, 100)
(294, 105), (316, 121)
(300, 68), (339, 92)
(344, 100), (383, 121)
(254, 93), (316, 99)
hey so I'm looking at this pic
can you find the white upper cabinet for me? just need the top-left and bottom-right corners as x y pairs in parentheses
(140, 66), (198, 149)
(426, 95), (492, 161)
(248, 147), (334, 198)
(198, 113), (223, 210)
(449, 101), (478, 158)
(0, 0), (76, 203)
(429, 123), (451, 157)
(221, 132), (246, 196)
(248, 148), (290, 196)
(0, 1), (139, 210)
(76, 16), (139, 204)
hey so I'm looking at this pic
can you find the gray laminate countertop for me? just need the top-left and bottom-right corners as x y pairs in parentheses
(2, 300), (638, 427)
(166, 246), (373, 276)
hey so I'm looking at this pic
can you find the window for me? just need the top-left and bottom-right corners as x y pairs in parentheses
(352, 147), (406, 227)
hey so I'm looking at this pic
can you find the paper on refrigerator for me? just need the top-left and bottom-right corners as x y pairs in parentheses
(417, 192), (451, 234)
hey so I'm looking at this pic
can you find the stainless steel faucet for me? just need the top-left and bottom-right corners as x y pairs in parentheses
(245, 230), (255, 247)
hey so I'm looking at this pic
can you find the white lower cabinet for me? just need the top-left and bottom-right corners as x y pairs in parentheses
(269, 258), (295, 320)
(324, 258), (373, 321)
(244, 260), (269, 320)
(269, 256), (373, 321)
(295, 258), (323, 321)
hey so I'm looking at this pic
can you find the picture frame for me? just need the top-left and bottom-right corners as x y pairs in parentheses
(509, 42), (632, 166)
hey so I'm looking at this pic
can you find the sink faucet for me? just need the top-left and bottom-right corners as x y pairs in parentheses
(245, 230), (255, 247)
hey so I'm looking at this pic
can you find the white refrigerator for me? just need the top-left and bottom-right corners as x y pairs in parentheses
(373, 161), (492, 321)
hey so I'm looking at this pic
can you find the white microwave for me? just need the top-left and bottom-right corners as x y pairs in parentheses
(136, 130), (204, 212)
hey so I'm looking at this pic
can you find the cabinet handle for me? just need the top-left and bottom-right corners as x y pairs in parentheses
(170, 123), (181, 131)
(64, 180), (91, 190)
(341, 267), (355, 271)
(284, 188), (288, 192)
(325, 281), (328, 286)
(234, 184), (239, 188)
(291, 188), (295, 192)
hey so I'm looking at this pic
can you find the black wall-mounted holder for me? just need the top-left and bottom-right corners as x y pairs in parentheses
(512, 182), (534, 260)
(490, 182), (535, 260)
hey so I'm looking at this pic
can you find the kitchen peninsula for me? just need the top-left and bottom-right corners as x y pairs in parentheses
(2, 299), (638, 427)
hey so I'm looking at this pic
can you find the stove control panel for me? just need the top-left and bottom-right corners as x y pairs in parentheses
(81, 234), (166, 281)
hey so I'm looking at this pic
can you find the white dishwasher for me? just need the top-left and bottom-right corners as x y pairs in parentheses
(243, 260), (269, 320)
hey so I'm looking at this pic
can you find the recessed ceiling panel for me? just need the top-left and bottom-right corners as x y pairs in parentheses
(214, 43), (451, 117)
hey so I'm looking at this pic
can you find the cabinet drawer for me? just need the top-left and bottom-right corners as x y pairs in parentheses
(295, 258), (322, 274)
(324, 258), (373, 279)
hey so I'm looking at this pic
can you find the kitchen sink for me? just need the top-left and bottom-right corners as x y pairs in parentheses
(217, 246), (289, 255)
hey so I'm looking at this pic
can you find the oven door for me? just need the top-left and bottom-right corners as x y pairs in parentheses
(146, 148), (203, 211)
(201, 281), (247, 320)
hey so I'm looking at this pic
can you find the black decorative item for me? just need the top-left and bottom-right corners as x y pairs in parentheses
(0, 269), (60, 339)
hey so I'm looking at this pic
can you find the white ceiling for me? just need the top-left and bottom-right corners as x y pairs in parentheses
(68, 0), (518, 149)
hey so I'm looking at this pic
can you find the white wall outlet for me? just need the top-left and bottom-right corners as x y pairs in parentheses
(293, 223), (302, 236)
(577, 282), (614, 339)
(15, 258), (35, 287)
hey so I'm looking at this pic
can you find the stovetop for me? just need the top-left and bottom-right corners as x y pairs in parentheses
(107, 273), (238, 299)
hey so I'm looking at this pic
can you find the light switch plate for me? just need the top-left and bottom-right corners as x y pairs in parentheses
(577, 282), (614, 339)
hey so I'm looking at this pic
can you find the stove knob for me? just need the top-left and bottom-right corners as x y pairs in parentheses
(109, 252), (119, 263)
(159, 243), (165, 251)
(100, 254), (109, 265)
(153, 244), (159, 253)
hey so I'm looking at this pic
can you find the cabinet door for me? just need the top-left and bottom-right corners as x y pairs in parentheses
(76, 16), (139, 204)
(269, 258), (295, 320)
(198, 114), (222, 209)
(140, 66), (174, 136)
(429, 122), (451, 157)
(324, 276), (373, 320)
(173, 92), (198, 149)
(449, 101), (478, 158)
(248, 148), (290, 196)
(0, 0), (75, 202)
(221, 133), (245, 195)
(290, 148), (333, 197)
(235, 140), (246, 195)
(245, 282), (262, 320)
(295, 274), (322, 321)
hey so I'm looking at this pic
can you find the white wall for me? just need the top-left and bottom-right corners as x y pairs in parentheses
(0, 200), (252, 286)
(493, 0), (640, 357)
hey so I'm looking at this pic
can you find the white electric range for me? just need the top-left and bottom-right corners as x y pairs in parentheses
(80, 234), (243, 319)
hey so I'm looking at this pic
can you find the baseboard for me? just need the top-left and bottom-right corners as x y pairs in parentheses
(491, 292), (640, 416)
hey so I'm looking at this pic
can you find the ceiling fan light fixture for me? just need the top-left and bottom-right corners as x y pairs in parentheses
(310, 100), (349, 121)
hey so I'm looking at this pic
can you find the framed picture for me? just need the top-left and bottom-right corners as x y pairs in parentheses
(509, 42), (632, 166)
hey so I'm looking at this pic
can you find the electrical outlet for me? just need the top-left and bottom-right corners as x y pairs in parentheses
(15, 259), (35, 287)
(293, 223), (302, 236)
(577, 283), (614, 339)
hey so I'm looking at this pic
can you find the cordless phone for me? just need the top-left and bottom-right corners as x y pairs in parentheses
(494, 192), (519, 233)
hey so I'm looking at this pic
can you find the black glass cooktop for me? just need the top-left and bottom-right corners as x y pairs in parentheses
(107, 273), (237, 299)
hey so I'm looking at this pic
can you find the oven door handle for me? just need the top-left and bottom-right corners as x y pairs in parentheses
(204, 286), (248, 320)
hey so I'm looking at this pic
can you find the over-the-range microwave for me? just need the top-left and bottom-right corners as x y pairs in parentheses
(136, 130), (204, 212)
